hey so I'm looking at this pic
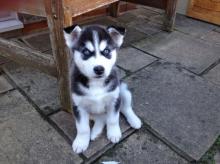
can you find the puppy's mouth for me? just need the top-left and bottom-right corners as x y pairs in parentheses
(95, 75), (104, 78)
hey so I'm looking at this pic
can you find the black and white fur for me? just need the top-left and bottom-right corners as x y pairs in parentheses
(64, 24), (142, 153)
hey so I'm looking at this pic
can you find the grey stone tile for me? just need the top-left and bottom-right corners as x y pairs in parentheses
(3, 63), (61, 115)
(113, 12), (137, 25)
(50, 111), (131, 158)
(97, 130), (188, 164)
(125, 61), (220, 160)
(122, 28), (148, 47)
(117, 67), (126, 79)
(22, 31), (51, 52)
(127, 19), (163, 36)
(50, 111), (76, 141)
(83, 17), (148, 47)
(203, 64), (220, 86)
(150, 14), (165, 25)
(128, 8), (159, 20)
(83, 17), (119, 27)
(0, 91), (82, 164)
(0, 75), (13, 94)
(141, 6), (165, 14)
(0, 91), (34, 122)
(0, 56), (10, 65)
(117, 47), (156, 72)
(200, 30), (220, 45)
(214, 150), (220, 164)
(115, 8), (159, 25)
(214, 28), (220, 33)
(133, 31), (220, 74)
(175, 14), (217, 37)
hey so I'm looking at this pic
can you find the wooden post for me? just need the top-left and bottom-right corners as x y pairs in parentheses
(109, 1), (120, 17)
(44, 0), (72, 113)
(164, 0), (178, 32)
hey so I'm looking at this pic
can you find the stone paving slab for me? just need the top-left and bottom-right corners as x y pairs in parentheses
(132, 31), (220, 74)
(141, 6), (165, 14)
(84, 17), (148, 47)
(214, 150), (220, 164)
(0, 90), (33, 122)
(117, 47), (156, 72)
(127, 19), (163, 36)
(175, 14), (217, 37)
(0, 90), (82, 164)
(200, 30), (220, 45)
(3, 63), (61, 115)
(96, 129), (188, 164)
(115, 8), (159, 25)
(214, 28), (220, 33)
(0, 75), (13, 94)
(125, 61), (220, 160)
(203, 64), (220, 86)
(50, 111), (132, 158)
(21, 31), (51, 52)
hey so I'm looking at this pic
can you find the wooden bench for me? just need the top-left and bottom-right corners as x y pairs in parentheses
(0, 0), (178, 112)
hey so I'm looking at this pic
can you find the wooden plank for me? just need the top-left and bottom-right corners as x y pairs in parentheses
(0, 37), (57, 76)
(63, 0), (119, 17)
(121, 0), (167, 9)
(187, 0), (220, 25)
(17, 0), (46, 17)
(109, 1), (120, 17)
(44, 0), (72, 113)
(164, 0), (178, 31)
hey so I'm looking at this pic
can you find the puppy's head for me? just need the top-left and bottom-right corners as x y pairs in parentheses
(64, 25), (125, 79)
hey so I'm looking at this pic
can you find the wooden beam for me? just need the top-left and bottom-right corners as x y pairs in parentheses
(164, 0), (178, 32)
(109, 1), (120, 17)
(121, 0), (167, 9)
(44, 0), (72, 113)
(0, 37), (57, 76)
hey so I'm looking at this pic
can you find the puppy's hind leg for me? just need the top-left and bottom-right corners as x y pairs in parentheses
(120, 83), (142, 129)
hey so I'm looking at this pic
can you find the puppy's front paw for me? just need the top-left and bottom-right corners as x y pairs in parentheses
(72, 134), (90, 154)
(107, 125), (122, 143)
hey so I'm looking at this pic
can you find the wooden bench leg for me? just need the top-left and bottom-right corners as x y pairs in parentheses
(164, 0), (178, 32)
(109, 1), (120, 17)
(44, 0), (72, 113)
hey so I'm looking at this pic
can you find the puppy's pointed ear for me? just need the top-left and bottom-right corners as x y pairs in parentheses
(107, 26), (126, 48)
(63, 25), (82, 48)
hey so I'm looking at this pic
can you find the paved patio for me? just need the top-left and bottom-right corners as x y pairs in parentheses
(0, 6), (220, 164)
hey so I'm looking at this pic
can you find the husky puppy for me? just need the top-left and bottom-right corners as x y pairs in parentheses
(63, 25), (142, 153)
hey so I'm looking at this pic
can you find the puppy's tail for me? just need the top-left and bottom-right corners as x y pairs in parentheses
(119, 83), (142, 129)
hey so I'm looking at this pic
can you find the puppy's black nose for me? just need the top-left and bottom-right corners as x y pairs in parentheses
(94, 66), (104, 75)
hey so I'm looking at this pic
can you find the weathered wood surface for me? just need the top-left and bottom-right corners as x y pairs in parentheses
(187, 0), (220, 25)
(109, 1), (120, 17)
(63, 0), (119, 17)
(121, 0), (167, 9)
(44, 0), (72, 113)
(164, 0), (178, 31)
(16, 0), (46, 17)
(0, 38), (57, 76)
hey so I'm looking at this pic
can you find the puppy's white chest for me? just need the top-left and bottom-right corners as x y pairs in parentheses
(73, 87), (119, 114)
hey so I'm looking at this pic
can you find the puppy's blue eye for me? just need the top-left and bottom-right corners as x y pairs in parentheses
(82, 48), (94, 60)
(83, 49), (91, 56)
(102, 48), (111, 59)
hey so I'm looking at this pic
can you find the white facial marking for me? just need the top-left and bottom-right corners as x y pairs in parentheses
(85, 41), (94, 52)
(99, 40), (107, 51)
(93, 31), (99, 53)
